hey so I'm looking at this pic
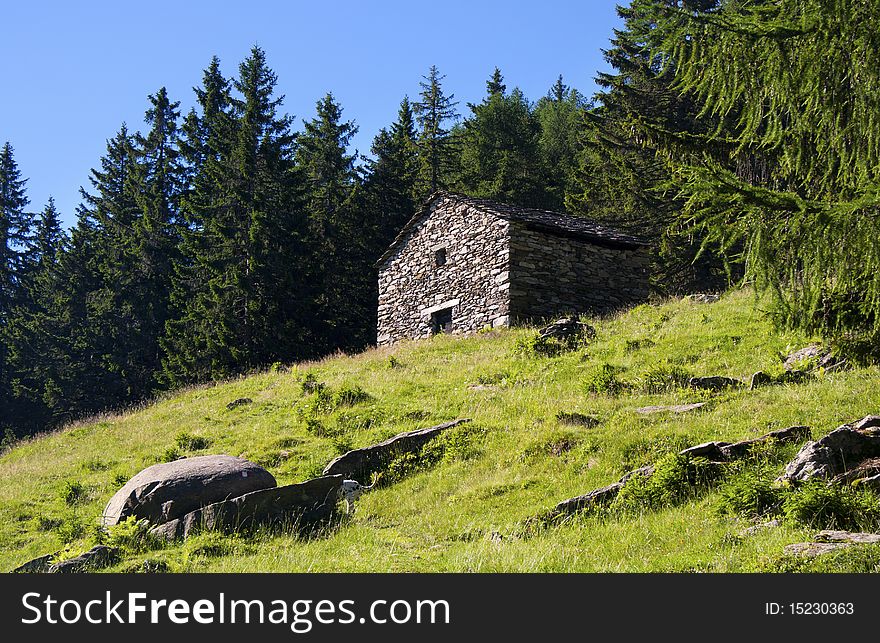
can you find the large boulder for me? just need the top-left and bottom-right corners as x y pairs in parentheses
(149, 475), (343, 541)
(102, 455), (276, 527)
(322, 419), (471, 483)
(778, 416), (880, 483)
(49, 546), (119, 573)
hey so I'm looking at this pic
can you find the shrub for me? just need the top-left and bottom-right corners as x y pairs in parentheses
(106, 516), (161, 554)
(637, 362), (692, 394)
(624, 338), (655, 353)
(782, 480), (880, 531)
(614, 454), (722, 512)
(584, 363), (627, 396)
(160, 446), (181, 462)
(61, 481), (86, 506)
(301, 372), (325, 394)
(55, 514), (86, 544)
(175, 432), (211, 451)
(334, 384), (372, 407)
(716, 468), (784, 518)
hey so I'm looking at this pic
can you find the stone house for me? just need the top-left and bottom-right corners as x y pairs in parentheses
(376, 192), (651, 345)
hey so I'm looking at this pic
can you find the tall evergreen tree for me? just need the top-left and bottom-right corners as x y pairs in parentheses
(0, 142), (30, 320)
(646, 0), (880, 340)
(162, 47), (305, 385)
(296, 92), (371, 350)
(4, 198), (68, 433)
(0, 142), (30, 432)
(567, 1), (731, 293)
(363, 96), (420, 249)
(534, 76), (588, 211)
(413, 66), (458, 195)
(456, 69), (544, 207)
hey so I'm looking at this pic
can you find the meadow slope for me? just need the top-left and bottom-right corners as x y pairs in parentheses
(3, 289), (880, 573)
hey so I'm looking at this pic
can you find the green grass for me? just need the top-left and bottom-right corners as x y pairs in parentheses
(3, 288), (880, 572)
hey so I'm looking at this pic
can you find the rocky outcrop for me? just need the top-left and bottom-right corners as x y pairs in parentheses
(150, 475), (343, 541)
(634, 403), (706, 415)
(102, 455), (277, 527)
(48, 546), (119, 573)
(782, 344), (847, 373)
(778, 416), (880, 483)
(226, 398), (252, 410)
(680, 425), (811, 462)
(536, 426), (811, 523)
(13, 553), (57, 573)
(322, 419), (471, 482)
(538, 318), (596, 344)
(784, 530), (880, 558)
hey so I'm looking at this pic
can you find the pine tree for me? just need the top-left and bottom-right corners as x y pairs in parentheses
(566, 1), (732, 293)
(646, 0), (880, 341)
(0, 142), (30, 433)
(162, 47), (306, 385)
(413, 66), (458, 195)
(3, 198), (68, 433)
(296, 92), (371, 351)
(0, 142), (30, 320)
(363, 96), (420, 249)
(533, 75), (589, 211)
(456, 69), (544, 207)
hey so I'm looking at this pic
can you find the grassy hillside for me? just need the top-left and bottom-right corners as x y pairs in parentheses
(3, 289), (880, 573)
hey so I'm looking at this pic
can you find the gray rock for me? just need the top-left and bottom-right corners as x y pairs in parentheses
(718, 425), (811, 460)
(782, 344), (824, 371)
(150, 475), (343, 541)
(779, 418), (880, 483)
(634, 403), (707, 415)
(814, 530), (880, 544)
(749, 371), (773, 390)
(322, 419), (471, 482)
(226, 398), (252, 410)
(102, 455), (277, 527)
(687, 293), (720, 303)
(12, 553), (57, 573)
(618, 465), (655, 484)
(678, 426), (811, 463)
(49, 546), (119, 573)
(538, 318), (596, 342)
(688, 376), (743, 391)
(738, 519), (781, 537)
(547, 482), (623, 519)
(784, 542), (851, 557)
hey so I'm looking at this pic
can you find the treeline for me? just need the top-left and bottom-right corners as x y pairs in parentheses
(2, 3), (760, 439)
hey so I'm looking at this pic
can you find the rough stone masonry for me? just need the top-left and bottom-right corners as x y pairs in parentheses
(376, 192), (651, 345)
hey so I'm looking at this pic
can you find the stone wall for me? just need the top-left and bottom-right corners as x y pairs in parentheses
(377, 199), (510, 345)
(508, 222), (650, 321)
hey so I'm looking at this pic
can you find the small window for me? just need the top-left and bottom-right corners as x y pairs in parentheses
(431, 307), (453, 334)
(434, 248), (447, 266)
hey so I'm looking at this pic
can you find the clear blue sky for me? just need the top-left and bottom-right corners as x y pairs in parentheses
(2, 1), (623, 227)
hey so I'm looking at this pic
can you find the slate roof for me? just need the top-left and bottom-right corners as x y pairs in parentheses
(376, 191), (649, 266)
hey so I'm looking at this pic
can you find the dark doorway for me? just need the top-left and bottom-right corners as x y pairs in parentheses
(431, 307), (453, 334)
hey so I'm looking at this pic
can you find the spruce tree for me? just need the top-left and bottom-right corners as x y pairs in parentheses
(567, 1), (732, 293)
(413, 66), (458, 195)
(363, 96), (420, 249)
(456, 69), (544, 207)
(533, 76), (589, 211)
(296, 92), (370, 351)
(0, 142), (30, 320)
(3, 198), (68, 433)
(162, 47), (305, 385)
(0, 142), (30, 433)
